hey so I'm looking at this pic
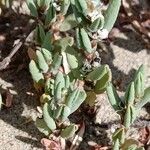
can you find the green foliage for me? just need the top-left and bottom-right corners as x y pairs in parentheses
(36, 50), (49, 73)
(35, 75), (87, 137)
(113, 139), (120, 150)
(45, 3), (56, 25)
(76, 28), (93, 53)
(103, 0), (121, 32)
(50, 53), (62, 74)
(27, 0), (122, 146)
(43, 102), (56, 131)
(106, 83), (122, 111)
(112, 127), (145, 150)
(29, 60), (44, 84)
(41, 48), (52, 64)
(74, 0), (88, 17)
(61, 124), (78, 139)
(107, 65), (149, 150)
(36, 118), (51, 136)
(88, 16), (105, 32)
(27, 0), (38, 17)
(113, 128), (125, 145)
(136, 87), (150, 109)
(60, 0), (70, 15)
(85, 65), (112, 93)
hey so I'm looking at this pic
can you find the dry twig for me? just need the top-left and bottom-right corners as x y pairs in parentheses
(0, 22), (36, 71)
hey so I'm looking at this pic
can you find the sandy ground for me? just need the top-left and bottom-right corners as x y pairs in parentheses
(0, 70), (43, 150)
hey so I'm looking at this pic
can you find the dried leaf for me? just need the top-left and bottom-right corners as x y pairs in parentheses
(5, 89), (13, 108)
(27, 48), (37, 61)
(41, 138), (62, 150)
(139, 127), (150, 145)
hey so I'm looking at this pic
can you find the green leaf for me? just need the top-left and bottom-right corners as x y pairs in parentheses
(60, 14), (78, 32)
(70, 90), (87, 114)
(54, 37), (74, 52)
(45, 3), (56, 25)
(42, 32), (52, 51)
(35, 118), (51, 136)
(36, 50), (49, 73)
(134, 65), (145, 98)
(123, 106), (131, 128)
(44, 0), (52, 6)
(45, 78), (54, 94)
(136, 87), (150, 109)
(103, 0), (121, 32)
(29, 60), (44, 83)
(51, 53), (62, 73)
(70, 0), (89, 24)
(134, 65), (145, 80)
(37, 0), (51, 8)
(94, 67), (111, 94)
(61, 124), (78, 139)
(43, 103), (56, 131)
(55, 71), (65, 89)
(134, 73), (145, 99)
(64, 75), (70, 89)
(80, 28), (93, 53)
(130, 105), (137, 124)
(85, 91), (97, 107)
(76, 27), (93, 53)
(113, 139), (120, 150)
(88, 16), (105, 32)
(60, 105), (71, 121)
(66, 46), (79, 69)
(60, 0), (70, 15)
(86, 65), (108, 81)
(106, 83), (122, 111)
(76, 28), (84, 50)
(27, 0), (38, 17)
(113, 128), (125, 145)
(41, 48), (52, 64)
(37, 0), (45, 7)
(74, 0), (88, 16)
(54, 82), (62, 101)
(36, 25), (45, 44)
(124, 82), (135, 106)
(53, 105), (63, 119)
(65, 89), (79, 108)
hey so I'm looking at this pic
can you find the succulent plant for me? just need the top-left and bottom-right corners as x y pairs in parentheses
(36, 74), (87, 137)
(107, 65), (150, 150)
(27, 0), (121, 148)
